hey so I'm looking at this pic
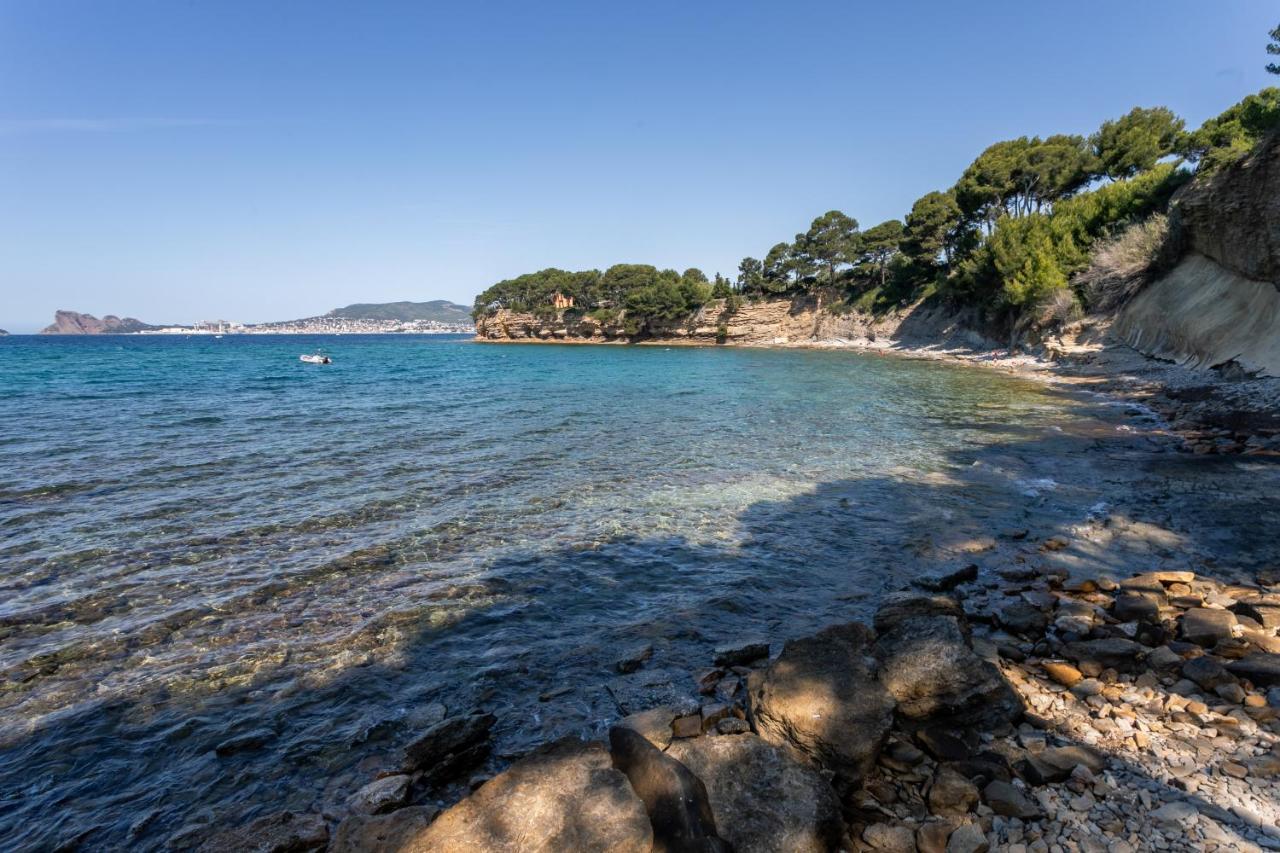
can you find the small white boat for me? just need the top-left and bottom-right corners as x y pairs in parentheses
(300, 353), (331, 364)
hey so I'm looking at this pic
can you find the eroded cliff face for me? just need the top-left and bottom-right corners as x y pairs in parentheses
(1116, 132), (1280, 376)
(475, 296), (996, 351)
(40, 311), (157, 335)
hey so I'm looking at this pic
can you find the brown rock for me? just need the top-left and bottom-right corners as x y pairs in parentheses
(668, 733), (845, 853)
(916, 820), (956, 853)
(1180, 608), (1237, 647)
(748, 622), (895, 787)
(608, 726), (726, 853)
(403, 738), (652, 852)
(617, 706), (677, 750)
(672, 714), (703, 739)
(928, 765), (979, 816)
(1040, 660), (1083, 688)
(863, 822), (918, 852)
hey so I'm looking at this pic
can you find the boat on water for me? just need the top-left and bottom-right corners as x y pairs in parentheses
(300, 353), (332, 364)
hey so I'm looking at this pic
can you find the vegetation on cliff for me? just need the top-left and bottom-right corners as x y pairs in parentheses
(476, 28), (1280, 341)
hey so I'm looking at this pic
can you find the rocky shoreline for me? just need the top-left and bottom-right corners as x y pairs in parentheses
(199, 552), (1280, 853)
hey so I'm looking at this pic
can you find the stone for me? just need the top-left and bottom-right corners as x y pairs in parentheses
(667, 733), (845, 853)
(1040, 661), (1083, 688)
(917, 820), (956, 853)
(716, 717), (750, 735)
(748, 622), (895, 786)
(875, 612), (1021, 730)
(1036, 745), (1107, 776)
(345, 774), (411, 815)
(863, 822), (918, 852)
(615, 643), (654, 674)
(608, 727), (726, 853)
(329, 806), (440, 853)
(672, 714), (703, 739)
(945, 822), (989, 853)
(1227, 653), (1280, 686)
(995, 602), (1049, 637)
(1181, 655), (1233, 690)
(1145, 646), (1183, 671)
(713, 640), (769, 667)
(617, 705), (677, 750)
(1071, 678), (1103, 697)
(404, 738), (652, 852)
(1233, 595), (1280, 629)
(1180, 608), (1237, 647)
(1112, 593), (1160, 623)
(873, 592), (966, 634)
(929, 765), (980, 816)
(1061, 639), (1146, 673)
(914, 563), (980, 592)
(199, 811), (328, 853)
(1215, 682), (1246, 703)
(401, 712), (495, 779)
(1148, 800), (1198, 825)
(982, 780), (1041, 819)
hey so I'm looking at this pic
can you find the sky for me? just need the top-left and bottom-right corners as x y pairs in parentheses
(1, 1), (1277, 331)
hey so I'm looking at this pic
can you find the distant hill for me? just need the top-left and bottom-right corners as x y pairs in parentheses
(41, 310), (159, 334)
(324, 300), (472, 323)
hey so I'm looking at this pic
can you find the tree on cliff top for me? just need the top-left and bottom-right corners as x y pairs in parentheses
(1091, 107), (1184, 180)
(1268, 23), (1279, 74)
(795, 210), (860, 292)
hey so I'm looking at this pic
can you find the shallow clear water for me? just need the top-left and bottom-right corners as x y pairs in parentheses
(0, 334), (1164, 849)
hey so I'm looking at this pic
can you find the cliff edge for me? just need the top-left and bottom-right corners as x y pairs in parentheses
(1115, 132), (1280, 377)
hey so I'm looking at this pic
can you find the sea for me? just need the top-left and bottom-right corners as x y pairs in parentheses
(0, 333), (1200, 849)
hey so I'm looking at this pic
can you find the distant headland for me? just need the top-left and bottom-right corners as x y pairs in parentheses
(37, 300), (475, 335)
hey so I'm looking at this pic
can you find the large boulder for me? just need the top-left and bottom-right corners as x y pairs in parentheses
(873, 598), (1021, 730)
(607, 726), (727, 852)
(402, 738), (652, 852)
(667, 733), (845, 853)
(746, 622), (895, 787)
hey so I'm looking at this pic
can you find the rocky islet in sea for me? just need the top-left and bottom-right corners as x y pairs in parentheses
(194, 545), (1280, 852)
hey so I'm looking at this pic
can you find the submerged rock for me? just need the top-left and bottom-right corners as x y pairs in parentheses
(747, 622), (895, 786)
(713, 639), (770, 667)
(345, 773), (411, 815)
(667, 733), (844, 853)
(401, 712), (495, 782)
(198, 810), (327, 853)
(404, 737), (652, 852)
(608, 726), (726, 853)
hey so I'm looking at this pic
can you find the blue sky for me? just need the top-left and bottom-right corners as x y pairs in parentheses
(1, 1), (1277, 331)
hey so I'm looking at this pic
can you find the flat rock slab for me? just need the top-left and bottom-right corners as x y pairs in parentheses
(1060, 638), (1147, 673)
(713, 640), (770, 667)
(606, 668), (698, 716)
(748, 622), (895, 786)
(1227, 653), (1280, 686)
(873, 593), (966, 634)
(1181, 608), (1237, 647)
(401, 712), (495, 778)
(668, 733), (844, 853)
(402, 737), (652, 853)
(875, 614), (1020, 730)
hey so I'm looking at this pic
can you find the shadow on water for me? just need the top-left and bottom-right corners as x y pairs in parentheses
(2, 409), (1280, 851)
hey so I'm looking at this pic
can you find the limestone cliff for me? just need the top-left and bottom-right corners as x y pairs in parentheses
(40, 310), (158, 335)
(1115, 132), (1280, 377)
(475, 296), (996, 351)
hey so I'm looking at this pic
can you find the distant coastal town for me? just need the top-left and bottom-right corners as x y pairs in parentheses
(139, 317), (475, 335)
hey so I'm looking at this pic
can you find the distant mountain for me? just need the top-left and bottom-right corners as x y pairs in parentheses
(0, 329), (8, 336)
(41, 310), (160, 334)
(323, 300), (472, 323)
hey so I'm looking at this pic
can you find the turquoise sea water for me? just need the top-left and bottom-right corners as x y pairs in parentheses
(0, 334), (1160, 849)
